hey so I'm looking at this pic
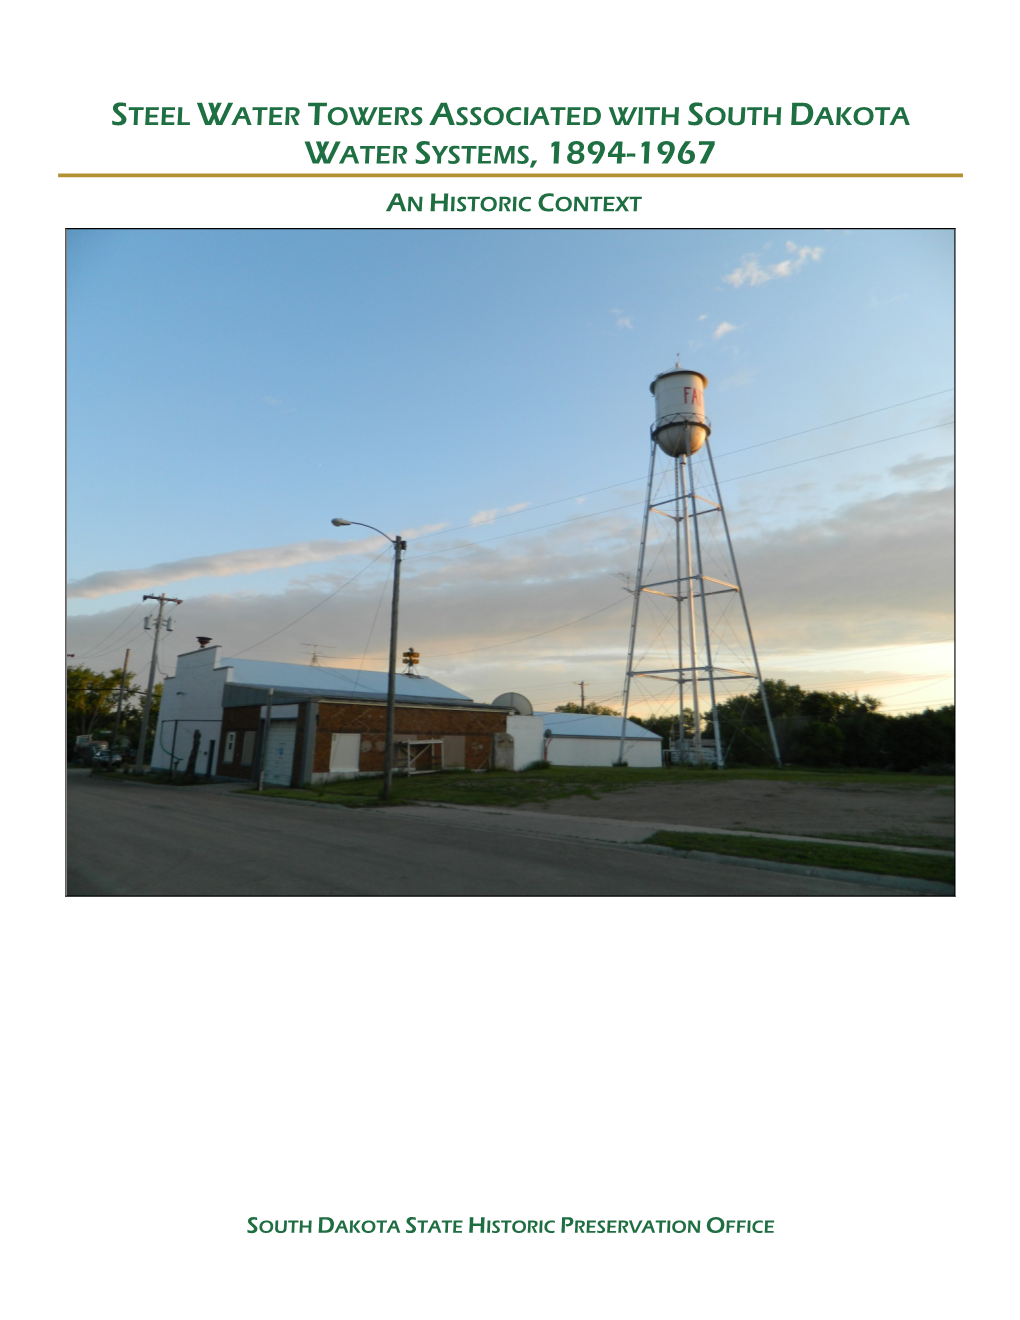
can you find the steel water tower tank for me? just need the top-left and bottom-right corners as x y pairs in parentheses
(650, 368), (710, 457)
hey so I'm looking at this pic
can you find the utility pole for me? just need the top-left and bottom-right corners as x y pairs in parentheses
(382, 536), (406, 801)
(330, 517), (407, 802)
(575, 681), (587, 711)
(134, 594), (182, 773)
(109, 648), (130, 769)
(258, 688), (274, 791)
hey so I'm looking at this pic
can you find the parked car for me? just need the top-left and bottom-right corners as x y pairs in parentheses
(72, 740), (105, 766)
(91, 747), (123, 768)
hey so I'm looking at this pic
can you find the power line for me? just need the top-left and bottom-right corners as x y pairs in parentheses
(881, 702), (954, 713)
(228, 547), (392, 657)
(67, 390), (954, 664)
(227, 418), (952, 669)
(407, 422), (953, 566)
(71, 393), (954, 673)
(718, 422), (952, 488)
(403, 387), (955, 548)
(426, 597), (630, 659)
(70, 603), (143, 661)
(715, 388), (953, 461)
(873, 676), (954, 700)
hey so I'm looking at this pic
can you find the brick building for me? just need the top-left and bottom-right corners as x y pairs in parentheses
(153, 645), (660, 784)
(153, 646), (510, 787)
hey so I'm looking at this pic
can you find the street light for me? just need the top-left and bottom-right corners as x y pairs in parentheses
(331, 517), (407, 801)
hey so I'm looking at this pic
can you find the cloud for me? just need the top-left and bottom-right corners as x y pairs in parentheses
(719, 369), (757, 388)
(67, 536), (384, 599)
(68, 484), (953, 718)
(470, 502), (530, 526)
(732, 485), (953, 651)
(610, 308), (633, 329)
(67, 519), (454, 600)
(723, 241), (823, 289)
(713, 321), (737, 338)
(888, 454), (953, 479)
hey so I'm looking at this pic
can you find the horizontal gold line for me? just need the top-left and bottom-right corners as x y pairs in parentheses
(58, 171), (964, 179)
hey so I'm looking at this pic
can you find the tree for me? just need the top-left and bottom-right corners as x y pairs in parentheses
(629, 709), (696, 741)
(884, 705), (955, 772)
(65, 664), (163, 761)
(66, 664), (137, 756)
(712, 681), (885, 767)
(119, 682), (162, 759)
(711, 679), (954, 772)
(554, 701), (621, 716)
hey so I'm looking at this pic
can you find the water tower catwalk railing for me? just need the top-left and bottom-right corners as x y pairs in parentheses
(618, 369), (782, 769)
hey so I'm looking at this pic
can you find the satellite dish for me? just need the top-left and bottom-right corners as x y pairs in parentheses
(491, 692), (533, 716)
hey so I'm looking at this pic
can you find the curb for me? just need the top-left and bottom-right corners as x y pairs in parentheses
(231, 795), (954, 893)
(627, 844), (953, 895)
(391, 801), (954, 857)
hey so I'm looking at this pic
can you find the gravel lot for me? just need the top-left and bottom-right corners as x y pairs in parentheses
(534, 778), (955, 838)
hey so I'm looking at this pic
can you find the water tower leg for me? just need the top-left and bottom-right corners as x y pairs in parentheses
(618, 439), (658, 765)
(672, 455), (685, 762)
(704, 439), (782, 767)
(688, 451), (723, 767)
(679, 456), (702, 760)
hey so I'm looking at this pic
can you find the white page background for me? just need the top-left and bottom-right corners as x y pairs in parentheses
(8, 3), (1007, 1317)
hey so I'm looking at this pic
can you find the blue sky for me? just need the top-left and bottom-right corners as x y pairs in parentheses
(67, 229), (954, 716)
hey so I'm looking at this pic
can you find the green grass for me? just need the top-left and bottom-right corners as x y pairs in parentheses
(247, 763), (954, 811)
(645, 830), (954, 884)
(87, 769), (222, 787)
(730, 824), (955, 852)
(815, 830), (954, 852)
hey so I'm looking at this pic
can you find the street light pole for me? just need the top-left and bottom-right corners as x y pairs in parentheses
(331, 518), (407, 802)
(383, 533), (405, 801)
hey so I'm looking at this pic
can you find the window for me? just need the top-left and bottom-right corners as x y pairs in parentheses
(240, 730), (257, 766)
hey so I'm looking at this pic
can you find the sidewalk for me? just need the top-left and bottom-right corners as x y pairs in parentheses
(390, 801), (953, 856)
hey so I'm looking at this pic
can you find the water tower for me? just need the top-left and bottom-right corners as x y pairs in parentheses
(618, 367), (781, 767)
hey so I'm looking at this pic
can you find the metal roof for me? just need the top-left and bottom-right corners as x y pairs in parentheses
(536, 712), (660, 740)
(220, 658), (474, 704)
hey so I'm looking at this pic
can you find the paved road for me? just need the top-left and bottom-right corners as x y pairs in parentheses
(66, 774), (924, 897)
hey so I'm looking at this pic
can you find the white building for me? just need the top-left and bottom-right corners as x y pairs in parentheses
(151, 645), (480, 777)
(504, 711), (662, 769)
(151, 648), (663, 777)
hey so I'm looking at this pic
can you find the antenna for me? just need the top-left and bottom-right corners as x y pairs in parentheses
(300, 642), (337, 666)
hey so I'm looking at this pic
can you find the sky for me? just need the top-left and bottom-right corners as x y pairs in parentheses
(66, 228), (954, 719)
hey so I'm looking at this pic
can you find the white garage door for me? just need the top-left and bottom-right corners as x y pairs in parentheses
(329, 732), (362, 774)
(263, 720), (297, 786)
